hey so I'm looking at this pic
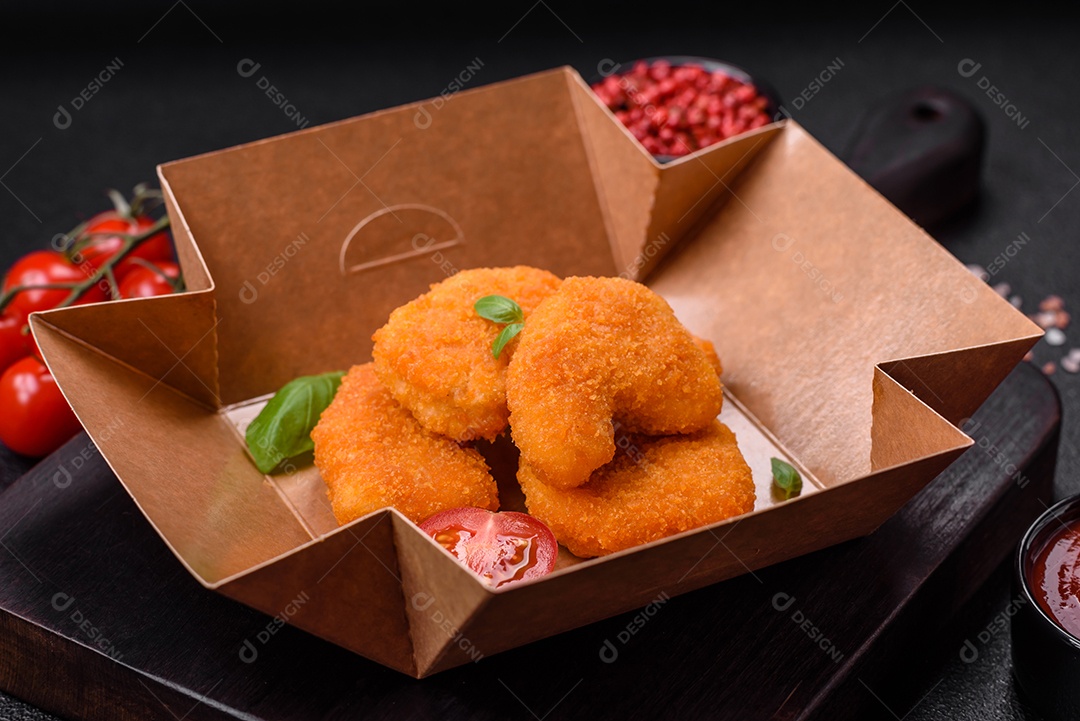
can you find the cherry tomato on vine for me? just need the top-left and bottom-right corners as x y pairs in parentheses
(74, 211), (173, 280)
(21, 325), (40, 361)
(0, 312), (29, 375)
(418, 507), (558, 588)
(118, 261), (180, 299)
(2, 250), (107, 317)
(0, 356), (82, 457)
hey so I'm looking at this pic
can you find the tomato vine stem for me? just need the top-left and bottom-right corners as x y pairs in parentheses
(0, 215), (171, 314)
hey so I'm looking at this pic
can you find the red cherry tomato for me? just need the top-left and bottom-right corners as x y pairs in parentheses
(118, 261), (180, 299)
(2, 250), (107, 316)
(0, 312), (29, 375)
(22, 324), (41, 361)
(75, 211), (173, 280)
(419, 507), (558, 588)
(0, 356), (82, 457)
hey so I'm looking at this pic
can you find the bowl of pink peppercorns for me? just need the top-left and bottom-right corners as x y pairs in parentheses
(590, 56), (781, 162)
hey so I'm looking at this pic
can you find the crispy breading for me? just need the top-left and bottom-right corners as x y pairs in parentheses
(312, 363), (499, 525)
(518, 421), (755, 558)
(372, 266), (562, 442)
(692, 335), (723, 377)
(506, 276), (724, 490)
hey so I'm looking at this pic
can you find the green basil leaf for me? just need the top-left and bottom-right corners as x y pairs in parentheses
(474, 295), (524, 325)
(491, 323), (524, 359)
(245, 371), (345, 473)
(771, 457), (803, 500)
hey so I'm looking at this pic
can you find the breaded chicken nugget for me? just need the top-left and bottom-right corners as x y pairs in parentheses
(518, 421), (754, 558)
(312, 363), (499, 525)
(692, 335), (723, 377)
(372, 267), (561, 442)
(507, 276), (723, 489)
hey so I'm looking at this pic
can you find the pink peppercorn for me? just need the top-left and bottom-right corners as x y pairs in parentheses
(592, 60), (773, 158)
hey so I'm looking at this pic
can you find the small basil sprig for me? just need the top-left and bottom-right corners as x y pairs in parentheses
(771, 458), (803, 500)
(245, 371), (345, 473)
(474, 295), (524, 359)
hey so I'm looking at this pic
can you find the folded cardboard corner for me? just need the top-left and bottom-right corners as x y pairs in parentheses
(35, 65), (1042, 677)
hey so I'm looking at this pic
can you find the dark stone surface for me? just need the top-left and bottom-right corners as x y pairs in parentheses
(0, 362), (1058, 721)
(0, 8), (1077, 720)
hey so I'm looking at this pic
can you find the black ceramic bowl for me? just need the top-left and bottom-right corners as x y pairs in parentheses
(1012, 492), (1080, 719)
(588, 55), (783, 164)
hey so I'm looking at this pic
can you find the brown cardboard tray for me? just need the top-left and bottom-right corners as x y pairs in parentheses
(31, 66), (1041, 677)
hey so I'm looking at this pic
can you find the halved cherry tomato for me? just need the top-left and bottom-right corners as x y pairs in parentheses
(0, 311), (29, 375)
(118, 261), (180, 299)
(2, 250), (107, 316)
(73, 211), (173, 280)
(0, 356), (82, 457)
(419, 507), (558, 588)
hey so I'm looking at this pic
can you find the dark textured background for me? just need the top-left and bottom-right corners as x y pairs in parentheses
(0, 3), (1078, 719)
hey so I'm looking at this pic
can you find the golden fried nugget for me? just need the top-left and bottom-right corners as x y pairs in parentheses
(372, 267), (561, 442)
(518, 421), (755, 558)
(312, 364), (499, 525)
(692, 335), (723, 377)
(507, 276), (724, 489)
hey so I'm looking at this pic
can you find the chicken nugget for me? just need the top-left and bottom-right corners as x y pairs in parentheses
(312, 363), (499, 525)
(692, 335), (723, 377)
(518, 421), (754, 558)
(507, 276), (723, 489)
(372, 266), (561, 442)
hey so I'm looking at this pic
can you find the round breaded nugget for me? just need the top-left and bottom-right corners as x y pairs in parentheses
(518, 422), (755, 558)
(372, 266), (562, 442)
(692, 335), (723, 377)
(507, 276), (724, 490)
(312, 363), (499, 526)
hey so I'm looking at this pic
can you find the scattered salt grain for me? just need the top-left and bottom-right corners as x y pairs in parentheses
(1040, 295), (1065, 312)
(1010, 295), (1023, 309)
(993, 282), (1011, 297)
(1062, 356), (1080, 374)
(1033, 311), (1059, 329)
(1046, 328), (1067, 346)
(967, 264), (989, 282)
(1043, 361), (1057, 375)
(1024, 351), (1035, 362)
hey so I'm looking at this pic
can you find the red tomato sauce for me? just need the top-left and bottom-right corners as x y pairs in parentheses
(1031, 517), (1080, 639)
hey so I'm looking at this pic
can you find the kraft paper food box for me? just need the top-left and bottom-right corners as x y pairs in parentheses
(33, 66), (1041, 677)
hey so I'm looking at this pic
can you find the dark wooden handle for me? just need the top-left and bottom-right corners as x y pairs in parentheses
(845, 86), (985, 228)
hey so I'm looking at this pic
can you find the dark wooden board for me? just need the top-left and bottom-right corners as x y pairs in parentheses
(0, 362), (1060, 721)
